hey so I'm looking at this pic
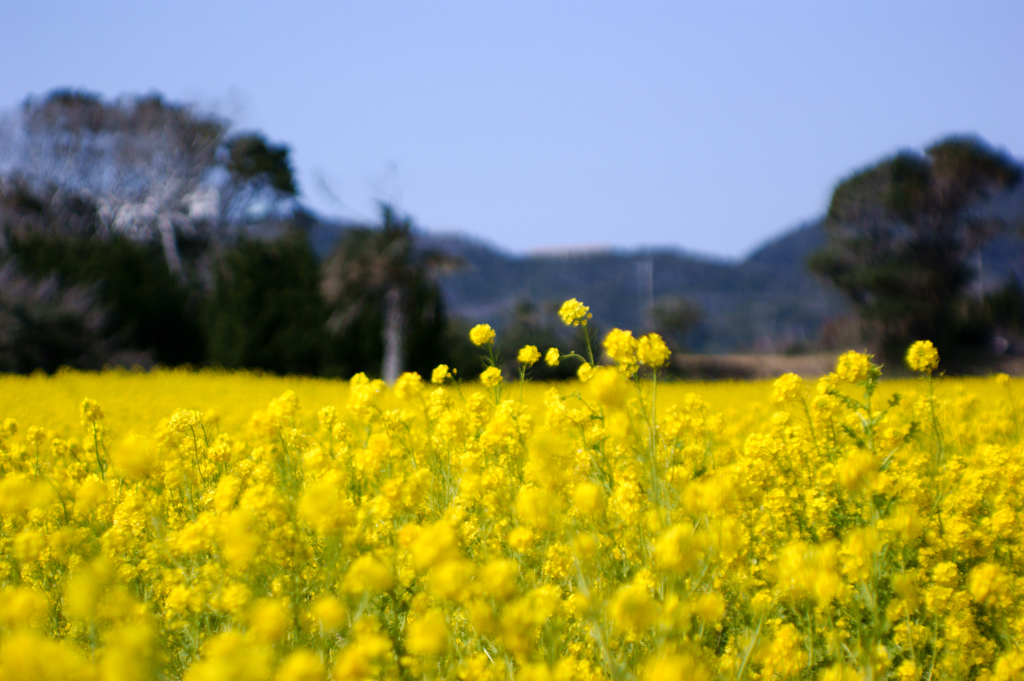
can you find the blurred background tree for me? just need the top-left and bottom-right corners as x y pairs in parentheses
(6, 232), (204, 366)
(0, 261), (115, 372)
(3, 90), (223, 278)
(651, 295), (705, 352)
(0, 89), (350, 375)
(810, 135), (1022, 364)
(204, 230), (327, 375)
(321, 204), (456, 382)
(0, 89), (299, 281)
(219, 132), (298, 228)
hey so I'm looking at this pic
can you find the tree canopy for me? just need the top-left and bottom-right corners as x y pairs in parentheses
(810, 135), (1022, 362)
(0, 90), (460, 377)
(0, 89), (298, 279)
(321, 204), (454, 382)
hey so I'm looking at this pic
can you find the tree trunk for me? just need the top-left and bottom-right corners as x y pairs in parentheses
(157, 214), (184, 281)
(382, 286), (405, 384)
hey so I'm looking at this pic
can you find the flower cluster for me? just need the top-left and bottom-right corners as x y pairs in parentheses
(517, 345), (541, 367)
(603, 328), (672, 375)
(0, 326), (1021, 681)
(906, 339), (940, 373)
(469, 324), (496, 347)
(558, 298), (592, 326)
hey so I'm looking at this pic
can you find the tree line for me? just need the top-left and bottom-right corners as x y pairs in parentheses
(2, 89), (1022, 377)
(0, 90), (481, 378)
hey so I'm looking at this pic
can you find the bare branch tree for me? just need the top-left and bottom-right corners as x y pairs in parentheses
(0, 90), (298, 281)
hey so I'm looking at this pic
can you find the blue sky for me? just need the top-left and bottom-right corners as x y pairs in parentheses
(3, 1), (1022, 259)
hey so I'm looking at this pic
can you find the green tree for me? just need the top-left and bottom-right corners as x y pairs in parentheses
(651, 295), (704, 352)
(0, 261), (114, 373)
(986, 277), (1024, 338)
(225, 133), (296, 195)
(205, 231), (327, 374)
(6, 232), (203, 365)
(218, 132), (298, 227)
(321, 205), (456, 382)
(809, 135), (1022, 361)
(1, 90), (299, 281)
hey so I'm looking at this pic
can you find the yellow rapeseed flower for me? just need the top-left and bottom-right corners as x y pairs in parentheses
(644, 653), (710, 681)
(836, 448), (877, 493)
(608, 583), (658, 636)
(248, 598), (290, 644)
(342, 553), (395, 594)
(480, 366), (503, 387)
(310, 596), (347, 635)
(469, 323), (496, 346)
(394, 372), (423, 400)
(109, 433), (158, 480)
(577, 362), (595, 382)
(637, 333), (671, 368)
(993, 651), (1024, 681)
(0, 631), (92, 681)
(772, 373), (804, 404)
(276, 649), (325, 681)
(80, 397), (104, 424)
(431, 364), (453, 384)
(517, 345), (541, 366)
(906, 340), (940, 373)
(0, 586), (49, 631)
(969, 562), (1010, 607)
(758, 623), (807, 680)
(604, 328), (641, 375)
(405, 608), (449, 657)
(572, 482), (605, 516)
(1, 310), (1023, 681)
(558, 298), (591, 326)
(835, 350), (872, 383)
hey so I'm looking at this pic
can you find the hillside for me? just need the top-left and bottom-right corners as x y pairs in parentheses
(405, 181), (1024, 353)
(304, 203), (1024, 355)
(417, 224), (848, 353)
(288, 165), (1024, 356)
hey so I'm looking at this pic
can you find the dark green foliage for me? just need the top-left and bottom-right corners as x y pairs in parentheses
(404, 284), (452, 377)
(6, 233), (204, 365)
(205, 233), (328, 375)
(1, 178), (103, 239)
(226, 133), (297, 196)
(323, 298), (386, 378)
(2, 90), (460, 377)
(0, 262), (113, 373)
(438, 317), (487, 380)
(23, 89), (106, 132)
(810, 135), (1023, 362)
(986, 278), (1024, 336)
(321, 205), (461, 381)
(2, 194), (460, 378)
(324, 274), (455, 379)
(651, 296), (705, 352)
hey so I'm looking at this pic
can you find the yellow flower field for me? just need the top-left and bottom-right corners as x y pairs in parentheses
(0, 312), (1022, 680)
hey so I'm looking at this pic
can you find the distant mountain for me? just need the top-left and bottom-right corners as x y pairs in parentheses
(410, 225), (845, 352)
(744, 219), (827, 270)
(304, 184), (1024, 354)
